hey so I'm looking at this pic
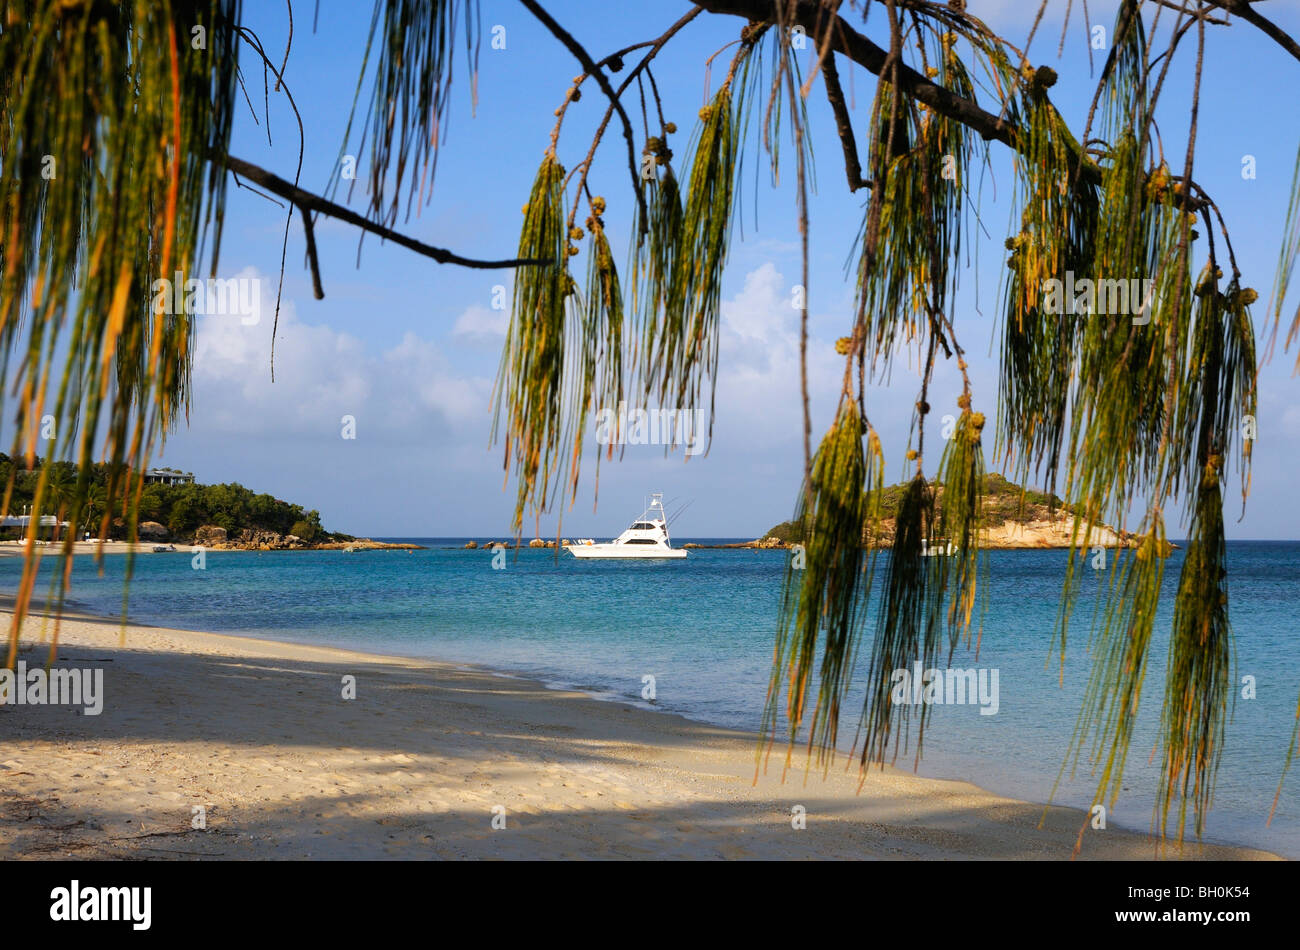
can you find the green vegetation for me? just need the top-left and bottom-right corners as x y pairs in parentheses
(0, 455), (343, 543)
(763, 472), (1077, 545)
(4, 0), (1296, 847)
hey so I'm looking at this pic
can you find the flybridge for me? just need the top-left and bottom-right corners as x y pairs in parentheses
(565, 492), (688, 560)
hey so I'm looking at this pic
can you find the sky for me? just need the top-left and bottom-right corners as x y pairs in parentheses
(143, 0), (1300, 539)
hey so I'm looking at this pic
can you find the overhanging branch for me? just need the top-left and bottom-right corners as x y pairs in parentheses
(821, 51), (870, 192)
(222, 155), (550, 278)
(520, 0), (650, 225)
(695, 0), (1018, 146)
(1208, 0), (1300, 64)
(696, 0), (1218, 210)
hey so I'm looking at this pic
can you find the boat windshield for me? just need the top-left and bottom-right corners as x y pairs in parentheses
(630, 522), (658, 530)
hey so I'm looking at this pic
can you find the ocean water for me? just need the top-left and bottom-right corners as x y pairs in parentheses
(2, 539), (1297, 857)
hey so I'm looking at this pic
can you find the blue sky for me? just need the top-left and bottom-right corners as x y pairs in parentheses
(149, 0), (1300, 538)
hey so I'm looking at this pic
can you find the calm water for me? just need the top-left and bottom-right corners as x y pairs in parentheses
(3, 539), (1297, 857)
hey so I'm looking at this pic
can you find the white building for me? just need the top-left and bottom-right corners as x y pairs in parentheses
(0, 514), (71, 540)
(143, 469), (195, 486)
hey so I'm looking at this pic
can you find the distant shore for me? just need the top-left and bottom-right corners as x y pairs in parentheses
(683, 519), (1140, 550)
(0, 602), (1277, 860)
(0, 538), (422, 558)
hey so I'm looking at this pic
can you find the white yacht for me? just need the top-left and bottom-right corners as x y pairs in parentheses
(566, 493), (687, 559)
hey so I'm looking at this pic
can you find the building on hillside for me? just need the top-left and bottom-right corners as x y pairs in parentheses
(0, 513), (71, 541)
(143, 468), (195, 486)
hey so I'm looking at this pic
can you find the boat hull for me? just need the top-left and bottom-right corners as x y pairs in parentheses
(566, 544), (687, 559)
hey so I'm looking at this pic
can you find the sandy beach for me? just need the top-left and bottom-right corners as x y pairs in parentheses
(0, 540), (194, 558)
(0, 605), (1280, 861)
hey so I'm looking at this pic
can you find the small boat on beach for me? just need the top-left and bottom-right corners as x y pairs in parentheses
(565, 493), (687, 560)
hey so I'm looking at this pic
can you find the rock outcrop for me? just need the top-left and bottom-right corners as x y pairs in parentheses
(190, 526), (421, 552)
(193, 524), (227, 546)
(309, 539), (424, 552)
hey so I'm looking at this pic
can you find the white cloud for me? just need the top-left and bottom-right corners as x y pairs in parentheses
(187, 268), (489, 441)
(710, 262), (849, 452)
(452, 303), (509, 341)
(159, 263), (959, 533)
(178, 263), (977, 480)
(1279, 403), (1300, 438)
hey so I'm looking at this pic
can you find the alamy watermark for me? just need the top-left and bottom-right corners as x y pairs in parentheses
(1042, 271), (1154, 325)
(0, 661), (104, 715)
(594, 401), (706, 456)
(50, 880), (150, 930)
(150, 271), (260, 325)
(890, 661), (999, 716)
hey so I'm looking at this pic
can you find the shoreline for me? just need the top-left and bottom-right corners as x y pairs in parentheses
(0, 603), (1282, 860)
(0, 539), (423, 558)
(0, 540), (193, 558)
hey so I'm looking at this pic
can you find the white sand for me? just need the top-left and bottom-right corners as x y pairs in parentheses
(0, 540), (194, 558)
(0, 607), (1279, 860)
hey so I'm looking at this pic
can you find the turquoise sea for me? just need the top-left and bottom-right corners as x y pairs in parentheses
(3, 540), (1297, 857)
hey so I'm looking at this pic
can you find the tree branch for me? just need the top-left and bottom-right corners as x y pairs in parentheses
(519, 0), (649, 225)
(1208, 0), (1300, 64)
(297, 204), (325, 299)
(696, 0), (1018, 148)
(559, 7), (703, 234)
(222, 155), (548, 273)
(820, 51), (870, 192)
(696, 0), (1216, 210)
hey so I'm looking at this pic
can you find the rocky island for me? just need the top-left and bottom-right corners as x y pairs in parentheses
(687, 473), (1138, 551)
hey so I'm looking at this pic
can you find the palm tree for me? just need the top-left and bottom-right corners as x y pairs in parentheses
(81, 484), (109, 541)
(42, 464), (75, 542)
